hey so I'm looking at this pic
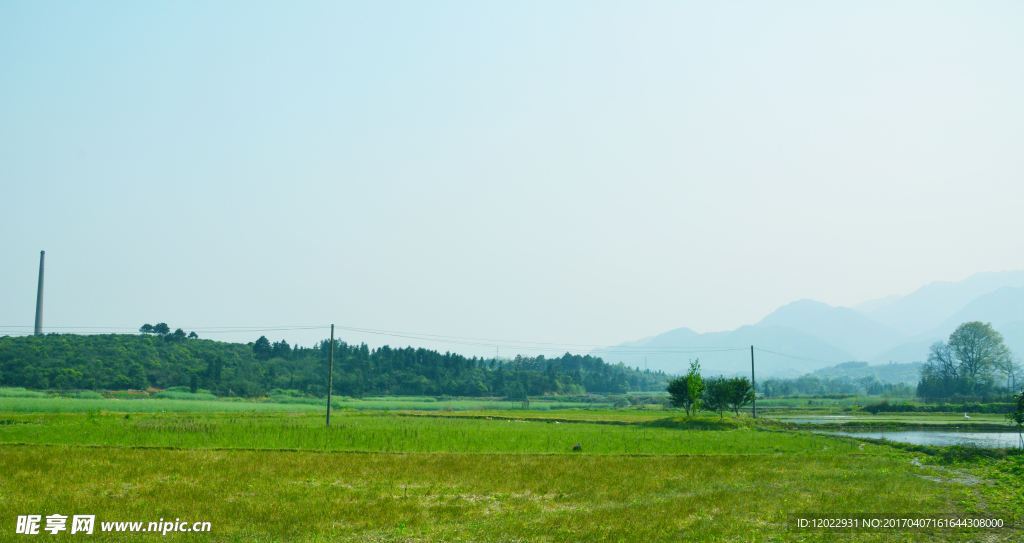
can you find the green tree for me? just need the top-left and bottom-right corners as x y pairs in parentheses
(927, 341), (958, 379)
(271, 340), (292, 360)
(206, 356), (223, 384)
(701, 376), (728, 417)
(918, 323), (1014, 398)
(948, 321), (1010, 380)
(723, 376), (756, 416)
(127, 363), (148, 390)
(139, 324), (154, 334)
(253, 336), (272, 361)
(667, 359), (704, 417)
(153, 323), (170, 335)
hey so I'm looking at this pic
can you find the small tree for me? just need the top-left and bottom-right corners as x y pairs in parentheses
(667, 359), (705, 417)
(153, 323), (170, 335)
(702, 376), (728, 418)
(1007, 391), (1024, 450)
(724, 376), (756, 416)
(139, 324), (154, 334)
(253, 336), (272, 360)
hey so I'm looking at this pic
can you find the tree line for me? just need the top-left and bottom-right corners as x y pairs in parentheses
(759, 374), (914, 398)
(665, 360), (756, 417)
(0, 329), (670, 397)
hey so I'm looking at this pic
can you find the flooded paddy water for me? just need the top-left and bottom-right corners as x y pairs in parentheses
(772, 415), (1023, 448)
(821, 429), (1022, 448)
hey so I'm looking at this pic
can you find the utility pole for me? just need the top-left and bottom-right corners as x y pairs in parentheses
(34, 251), (45, 335)
(327, 324), (334, 427)
(750, 345), (756, 419)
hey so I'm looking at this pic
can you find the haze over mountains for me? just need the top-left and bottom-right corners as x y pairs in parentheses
(592, 271), (1024, 379)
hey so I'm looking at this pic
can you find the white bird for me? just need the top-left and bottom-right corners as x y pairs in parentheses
(963, 413), (970, 419)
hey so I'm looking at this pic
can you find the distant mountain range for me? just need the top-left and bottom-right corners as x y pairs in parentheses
(591, 270), (1024, 379)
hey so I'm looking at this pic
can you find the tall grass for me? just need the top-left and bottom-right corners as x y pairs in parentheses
(0, 387), (48, 398)
(0, 445), (978, 542)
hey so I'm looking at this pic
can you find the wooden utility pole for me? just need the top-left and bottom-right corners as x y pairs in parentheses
(327, 324), (334, 427)
(750, 345), (756, 419)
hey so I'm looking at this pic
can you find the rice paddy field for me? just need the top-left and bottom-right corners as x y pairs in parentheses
(1, 394), (1021, 542)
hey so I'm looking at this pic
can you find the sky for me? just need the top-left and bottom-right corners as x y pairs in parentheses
(2, 1), (1023, 357)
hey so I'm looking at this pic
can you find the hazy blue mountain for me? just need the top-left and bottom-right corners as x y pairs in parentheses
(867, 287), (1024, 364)
(591, 325), (855, 378)
(860, 270), (1024, 335)
(852, 294), (903, 313)
(596, 270), (1024, 381)
(868, 339), (936, 365)
(755, 299), (906, 360)
(928, 286), (1024, 336)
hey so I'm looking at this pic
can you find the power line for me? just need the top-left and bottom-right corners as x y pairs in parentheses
(754, 347), (838, 365)
(334, 324), (750, 353)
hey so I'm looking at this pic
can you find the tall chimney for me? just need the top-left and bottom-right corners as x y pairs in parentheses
(34, 250), (44, 336)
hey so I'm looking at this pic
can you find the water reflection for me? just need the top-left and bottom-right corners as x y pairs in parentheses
(822, 430), (1022, 448)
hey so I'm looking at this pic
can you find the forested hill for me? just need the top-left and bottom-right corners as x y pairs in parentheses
(0, 333), (669, 398)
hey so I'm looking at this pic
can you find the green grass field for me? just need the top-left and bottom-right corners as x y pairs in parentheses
(0, 411), (859, 455)
(1, 394), (1021, 542)
(0, 395), (606, 414)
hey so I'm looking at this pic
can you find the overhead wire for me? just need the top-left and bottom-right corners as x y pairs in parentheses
(754, 347), (839, 365)
(333, 324), (749, 354)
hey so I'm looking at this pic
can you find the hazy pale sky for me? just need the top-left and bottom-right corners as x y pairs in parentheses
(2, 1), (1023, 356)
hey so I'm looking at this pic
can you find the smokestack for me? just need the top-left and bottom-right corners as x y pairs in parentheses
(34, 251), (44, 336)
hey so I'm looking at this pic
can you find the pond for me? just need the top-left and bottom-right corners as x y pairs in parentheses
(821, 430), (1023, 449)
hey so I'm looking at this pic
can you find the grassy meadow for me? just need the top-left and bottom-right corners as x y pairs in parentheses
(0, 411), (859, 455)
(0, 394), (605, 414)
(1, 391), (1021, 542)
